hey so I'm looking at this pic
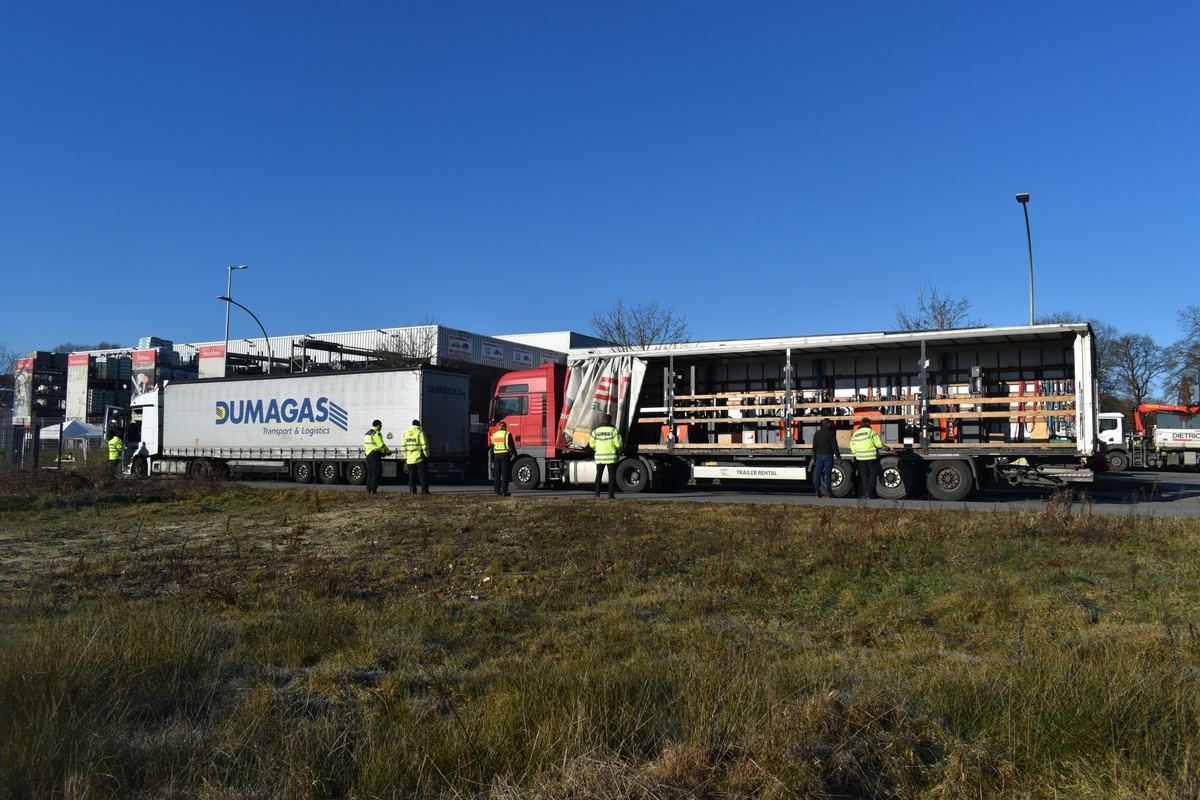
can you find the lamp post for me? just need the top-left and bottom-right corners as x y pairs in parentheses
(218, 295), (273, 374)
(223, 265), (248, 371)
(1015, 194), (1034, 325)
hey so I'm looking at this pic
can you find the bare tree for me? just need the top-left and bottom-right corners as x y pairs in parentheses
(52, 341), (123, 353)
(589, 298), (690, 350)
(1166, 305), (1200, 403)
(0, 341), (16, 402)
(1108, 332), (1170, 408)
(893, 284), (984, 331)
(1037, 312), (1121, 410)
(375, 323), (440, 368)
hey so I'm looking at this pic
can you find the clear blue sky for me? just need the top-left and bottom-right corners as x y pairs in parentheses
(3, 1), (1197, 356)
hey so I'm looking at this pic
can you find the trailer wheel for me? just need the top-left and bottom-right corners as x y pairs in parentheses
(512, 457), (540, 490)
(188, 459), (214, 480)
(877, 457), (913, 500)
(1106, 450), (1129, 472)
(616, 457), (649, 494)
(319, 461), (340, 485)
(927, 460), (972, 501)
(292, 461), (315, 484)
(346, 461), (367, 486)
(830, 461), (855, 497)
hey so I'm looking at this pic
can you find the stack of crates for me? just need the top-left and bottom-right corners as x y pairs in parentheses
(87, 389), (123, 415)
(95, 355), (132, 381)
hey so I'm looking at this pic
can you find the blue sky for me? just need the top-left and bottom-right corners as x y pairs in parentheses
(3, 2), (1197, 356)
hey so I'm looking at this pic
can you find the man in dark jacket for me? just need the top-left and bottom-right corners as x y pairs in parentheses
(811, 418), (841, 498)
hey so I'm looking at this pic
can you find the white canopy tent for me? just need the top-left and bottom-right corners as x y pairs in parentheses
(39, 420), (106, 441)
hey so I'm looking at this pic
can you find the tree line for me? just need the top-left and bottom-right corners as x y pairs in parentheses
(890, 284), (1199, 413)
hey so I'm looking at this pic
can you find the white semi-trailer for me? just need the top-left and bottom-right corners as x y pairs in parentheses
(124, 367), (470, 484)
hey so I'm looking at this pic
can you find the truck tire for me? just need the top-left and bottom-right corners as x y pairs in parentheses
(188, 459), (214, 480)
(926, 460), (972, 501)
(346, 461), (367, 486)
(877, 457), (913, 500)
(130, 456), (147, 479)
(1106, 450), (1129, 472)
(319, 461), (340, 485)
(830, 461), (855, 497)
(292, 461), (315, 484)
(512, 457), (540, 490)
(616, 457), (649, 494)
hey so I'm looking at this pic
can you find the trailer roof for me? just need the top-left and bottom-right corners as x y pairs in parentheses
(567, 323), (1092, 362)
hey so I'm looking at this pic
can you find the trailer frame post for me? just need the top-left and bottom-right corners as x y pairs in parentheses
(665, 356), (676, 453)
(919, 339), (931, 453)
(784, 348), (795, 450)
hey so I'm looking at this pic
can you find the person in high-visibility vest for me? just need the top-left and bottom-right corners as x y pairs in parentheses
(362, 419), (391, 494)
(107, 429), (124, 475)
(490, 421), (516, 496)
(403, 419), (431, 495)
(588, 413), (623, 499)
(849, 417), (887, 499)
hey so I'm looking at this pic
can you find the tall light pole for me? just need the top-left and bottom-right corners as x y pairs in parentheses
(1015, 194), (1034, 325)
(223, 265), (249, 371)
(218, 295), (273, 374)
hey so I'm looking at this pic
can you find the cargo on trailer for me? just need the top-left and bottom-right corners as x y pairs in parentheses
(488, 324), (1101, 500)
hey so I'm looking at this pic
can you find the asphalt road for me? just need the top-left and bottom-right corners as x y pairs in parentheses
(241, 470), (1200, 517)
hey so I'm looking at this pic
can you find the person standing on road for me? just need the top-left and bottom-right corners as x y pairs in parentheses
(588, 413), (623, 499)
(363, 419), (391, 494)
(107, 428), (124, 476)
(403, 419), (431, 494)
(490, 421), (516, 496)
(811, 418), (841, 498)
(849, 417), (887, 499)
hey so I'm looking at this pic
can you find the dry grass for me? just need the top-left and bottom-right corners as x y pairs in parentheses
(1, 466), (1198, 799)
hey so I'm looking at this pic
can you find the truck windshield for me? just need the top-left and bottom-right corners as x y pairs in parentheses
(493, 395), (527, 420)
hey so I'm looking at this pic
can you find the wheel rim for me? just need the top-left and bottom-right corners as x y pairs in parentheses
(621, 465), (642, 488)
(934, 467), (961, 493)
(882, 466), (903, 490)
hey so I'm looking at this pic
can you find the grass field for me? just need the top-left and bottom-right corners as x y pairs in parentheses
(1, 464), (1198, 799)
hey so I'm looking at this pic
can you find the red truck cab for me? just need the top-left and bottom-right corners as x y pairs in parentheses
(489, 362), (567, 458)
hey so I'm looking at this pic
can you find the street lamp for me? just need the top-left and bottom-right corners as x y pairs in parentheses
(218, 295), (273, 374)
(223, 265), (249, 370)
(1015, 194), (1033, 325)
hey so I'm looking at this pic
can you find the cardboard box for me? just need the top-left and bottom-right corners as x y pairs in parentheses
(742, 430), (756, 444)
(717, 433), (735, 445)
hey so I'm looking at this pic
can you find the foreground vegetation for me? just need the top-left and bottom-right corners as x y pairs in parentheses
(1, 465), (1198, 799)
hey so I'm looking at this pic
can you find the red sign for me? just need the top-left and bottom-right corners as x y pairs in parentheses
(133, 350), (157, 365)
(15, 358), (32, 371)
(69, 354), (90, 367)
(199, 345), (225, 359)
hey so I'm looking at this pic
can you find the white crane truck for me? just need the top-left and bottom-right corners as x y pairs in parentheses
(1098, 403), (1200, 471)
(123, 366), (470, 484)
(489, 323), (1102, 500)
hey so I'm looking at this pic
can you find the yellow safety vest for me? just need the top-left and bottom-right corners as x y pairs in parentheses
(491, 429), (513, 453)
(364, 428), (388, 455)
(589, 425), (623, 465)
(404, 427), (429, 463)
(108, 435), (123, 461)
(849, 426), (883, 460)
